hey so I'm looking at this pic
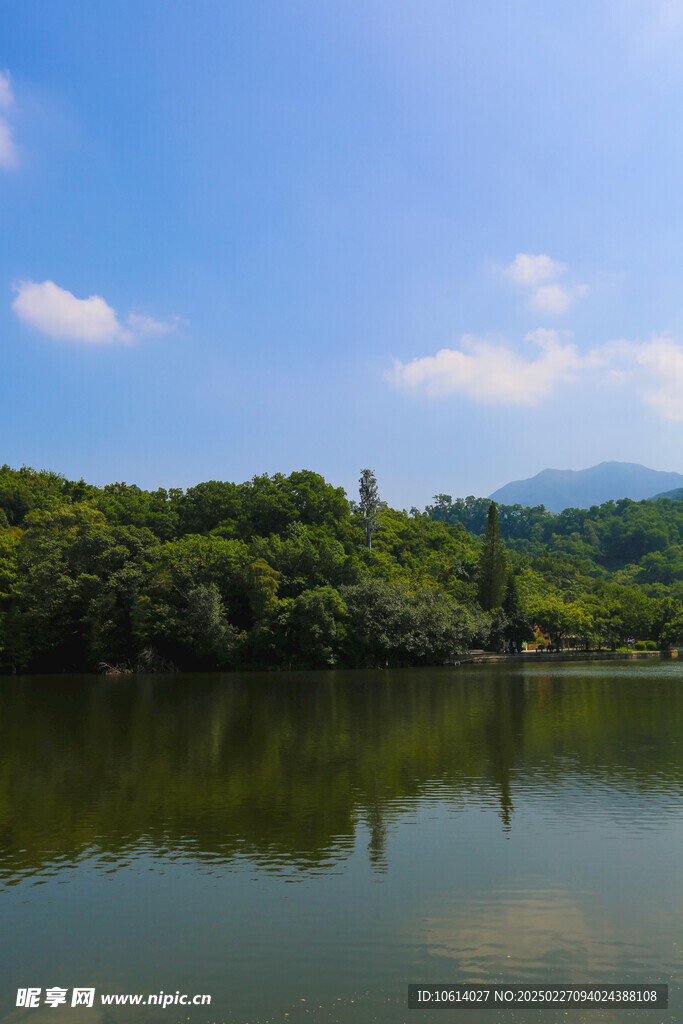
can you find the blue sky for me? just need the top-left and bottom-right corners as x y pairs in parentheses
(2, 0), (683, 509)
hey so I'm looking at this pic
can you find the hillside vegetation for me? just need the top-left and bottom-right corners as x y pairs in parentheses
(1, 465), (682, 673)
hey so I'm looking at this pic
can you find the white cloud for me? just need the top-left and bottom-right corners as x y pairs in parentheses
(126, 312), (180, 336)
(0, 71), (12, 109)
(635, 334), (683, 421)
(582, 333), (683, 419)
(387, 326), (683, 419)
(12, 280), (181, 344)
(529, 284), (572, 315)
(0, 70), (17, 170)
(504, 253), (565, 287)
(503, 252), (588, 315)
(13, 280), (123, 342)
(387, 329), (581, 405)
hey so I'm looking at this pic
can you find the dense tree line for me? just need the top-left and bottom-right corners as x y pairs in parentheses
(425, 492), (683, 575)
(0, 464), (682, 673)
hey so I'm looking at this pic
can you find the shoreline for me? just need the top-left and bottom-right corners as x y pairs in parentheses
(458, 649), (679, 665)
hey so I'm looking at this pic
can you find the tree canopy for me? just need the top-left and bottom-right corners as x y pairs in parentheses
(1, 463), (682, 673)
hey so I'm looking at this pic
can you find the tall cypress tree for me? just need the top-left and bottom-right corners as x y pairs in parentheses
(359, 468), (381, 549)
(478, 502), (507, 610)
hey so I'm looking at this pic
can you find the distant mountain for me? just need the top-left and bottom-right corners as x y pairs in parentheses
(489, 462), (683, 514)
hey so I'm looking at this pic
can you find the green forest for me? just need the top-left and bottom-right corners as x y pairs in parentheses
(1, 464), (682, 673)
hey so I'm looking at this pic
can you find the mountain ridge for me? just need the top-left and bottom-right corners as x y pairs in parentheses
(489, 461), (683, 513)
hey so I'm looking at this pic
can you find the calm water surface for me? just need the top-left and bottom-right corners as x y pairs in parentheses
(0, 662), (681, 1023)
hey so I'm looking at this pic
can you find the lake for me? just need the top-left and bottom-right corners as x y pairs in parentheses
(0, 662), (681, 1023)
